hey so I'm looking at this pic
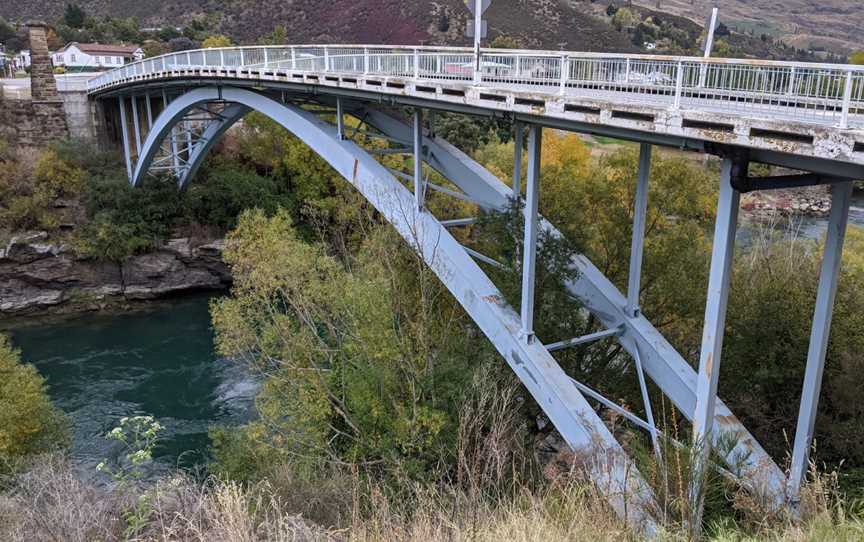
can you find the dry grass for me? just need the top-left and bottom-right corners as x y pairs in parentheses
(2, 459), (861, 542)
(1, 367), (861, 541)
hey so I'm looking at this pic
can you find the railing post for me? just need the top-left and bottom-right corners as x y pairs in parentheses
(473, 51), (482, 84)
(264, 47), (269, 67)
(625, 58), (631, 84)
(520, 125), (542, 343)
(186, 51), (191, 66)
(219, 49), (224, 68)
(363, 47), (369, 74)
(787, 66), (796, 95)
(559, 55), (569, 95)
(324, 48), (330, 72)
(673, 60), (684, 109)
(840, 70), (853, 129)
(239, 49), (245, 67)
(413, 48), (420, 79)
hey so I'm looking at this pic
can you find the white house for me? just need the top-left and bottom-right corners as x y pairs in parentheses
(52, 43), (144, 71)
(13, 50), (30, 71)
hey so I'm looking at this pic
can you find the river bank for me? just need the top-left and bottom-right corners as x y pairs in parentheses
(0, 232), (230, 318)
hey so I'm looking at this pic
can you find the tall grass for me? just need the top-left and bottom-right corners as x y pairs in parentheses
(1, 364), (861, 541)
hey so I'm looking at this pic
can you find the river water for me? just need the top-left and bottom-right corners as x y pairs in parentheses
(7, 293), (258, 474)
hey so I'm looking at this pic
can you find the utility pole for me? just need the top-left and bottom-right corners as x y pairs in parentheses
(703, 7), (719, 58)
(465, 0), (491, 78)
(699, 7), (719, 87)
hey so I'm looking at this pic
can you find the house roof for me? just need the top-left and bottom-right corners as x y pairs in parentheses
(63, 42), (142, 57)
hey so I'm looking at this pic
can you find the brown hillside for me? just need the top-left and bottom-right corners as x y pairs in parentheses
(626, 0), (863, 54)
(0, 0), (635, 51)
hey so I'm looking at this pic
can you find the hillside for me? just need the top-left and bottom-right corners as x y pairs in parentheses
(0, 0), (636, 52)
(627, 0), (863, 55)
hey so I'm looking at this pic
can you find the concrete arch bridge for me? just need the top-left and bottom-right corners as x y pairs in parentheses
(86, 45), (864, 535)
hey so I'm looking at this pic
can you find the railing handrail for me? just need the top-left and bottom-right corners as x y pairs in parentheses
(87, 44), (864, 130)
(92, 44), (864, 86)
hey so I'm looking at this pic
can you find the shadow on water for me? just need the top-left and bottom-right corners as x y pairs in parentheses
(7, 293), (258, 477)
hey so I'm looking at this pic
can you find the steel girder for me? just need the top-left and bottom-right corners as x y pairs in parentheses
(124, 87), (659, 534)
(355, 107), (786, 502)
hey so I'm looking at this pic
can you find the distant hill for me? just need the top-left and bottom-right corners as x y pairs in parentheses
(628, 0), (863, 55)
(0, 0), (636, 52)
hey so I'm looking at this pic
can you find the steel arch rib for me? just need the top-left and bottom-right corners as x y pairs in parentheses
(179, 103), (251, 189)
(358, 107), (785, 501)
(132, 87), (659, 533)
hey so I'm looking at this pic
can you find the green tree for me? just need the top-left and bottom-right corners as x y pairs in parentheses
(612, 7), (637, 32)
(211, 209), (495, 480)
(63, 3), (86, 29)
(261, 25), (287, 46)
(0, 336), (67, 471)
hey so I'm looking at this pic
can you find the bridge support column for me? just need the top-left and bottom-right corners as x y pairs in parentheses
(131, 95), (142, 157)
(145, 92), (153, 130)
(118, 96), (133, 180)
(788, 181), (853, 500)
(162, 90), (181, 179)
(336, 98), (345, 140)
(690, 156), (741, 535)
(520, 125), (542, 343)
(627, 143), (652, 318)
(413, 108), (424, 211)
(513, 121), (524, 198)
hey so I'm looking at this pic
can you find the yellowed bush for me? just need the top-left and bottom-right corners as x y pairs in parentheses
(0, 336), (67, 467)
(33, 147), (86, 200)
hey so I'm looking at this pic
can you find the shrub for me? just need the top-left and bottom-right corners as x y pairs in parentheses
(76, 175), (185, 261)
(0, 336), (67, 473)
(185, 164), (291, 230)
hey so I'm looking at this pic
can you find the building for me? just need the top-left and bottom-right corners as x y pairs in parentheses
(52, 43), (144, 71)
(13, 50), (30, 71)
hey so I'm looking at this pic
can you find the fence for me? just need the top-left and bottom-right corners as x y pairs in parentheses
(87, 45), (864, 128)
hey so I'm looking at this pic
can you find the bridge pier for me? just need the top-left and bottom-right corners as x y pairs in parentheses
(788, 181), (854, 500)
(520, 125), (542, 343)
(512, 121), (524, 198)
(118, 96), (133, 180)
(413, 108), (424, 211)
(691, 156), (742, 534)
(627, 143), (652, 318)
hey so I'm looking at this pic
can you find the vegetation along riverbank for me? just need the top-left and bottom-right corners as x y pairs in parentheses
(2, 110), (864, 540)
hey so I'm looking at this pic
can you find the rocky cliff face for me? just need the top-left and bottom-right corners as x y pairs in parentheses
(0, 232), (230, 316)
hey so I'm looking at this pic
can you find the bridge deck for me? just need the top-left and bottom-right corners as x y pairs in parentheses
(87, 45), (864, 176)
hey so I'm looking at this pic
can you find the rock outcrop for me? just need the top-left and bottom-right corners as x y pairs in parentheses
(0, 232), (230, 316)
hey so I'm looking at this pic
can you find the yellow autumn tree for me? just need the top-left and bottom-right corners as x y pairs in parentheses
(202, 35), (233, 49)
(0, 335), (67, 469)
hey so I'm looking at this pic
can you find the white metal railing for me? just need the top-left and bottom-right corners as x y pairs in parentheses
(87, 44), (864, 129)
